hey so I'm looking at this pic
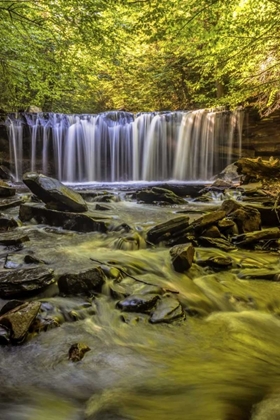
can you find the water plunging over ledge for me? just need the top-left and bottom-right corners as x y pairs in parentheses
(6, 109), (244, 182)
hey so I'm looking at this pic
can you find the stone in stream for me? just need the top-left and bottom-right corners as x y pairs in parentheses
(187, 210), (226, 234)
(202, 225), (222, 238)
(149, 296), (184, 324)
(0, 165), (14, 181)
(0, 214), (20, 231)
(146, 216), (190, 245)
(136, 187), (186, 205)
(57, 267), (106, 296)
(22, 172), (88, 212)
(0, 301), (41, 344)
(170, 243), (195, 272)
(19, 203), (112, 233)
(68, 343), (91, 362)
(117, 294), (160, 313)
(197, 236), (235, 252)
(221, 199), (261, 233)
(0, 196), (24, 211)
(232, 227), (280, 247)
(197, 256), (233, 270)
(0, 232), (29, 246)
(0, 266), (55, 298)
(0, 182), (16, 197)
(110, 277), (162, 299)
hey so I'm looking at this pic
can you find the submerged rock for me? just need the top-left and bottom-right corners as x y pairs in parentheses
(0, 214), (19, 231)
(149, 296), (184, 324)
(57, 267), (106, 296)
(0, 301), (41, 344)
(170, 243), (195, 272)
(117, 294), (160, 313)
(68, 343), (91, 362)
(23, 172), (88, 212)
(0, 266), (55, 298)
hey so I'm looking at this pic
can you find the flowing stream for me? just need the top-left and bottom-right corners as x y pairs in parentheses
(1, 194), (280, 420)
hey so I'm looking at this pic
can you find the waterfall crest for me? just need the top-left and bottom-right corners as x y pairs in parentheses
(6, 109), (243, 182)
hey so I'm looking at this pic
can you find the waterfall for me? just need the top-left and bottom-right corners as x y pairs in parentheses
(6, 109), (243, 182)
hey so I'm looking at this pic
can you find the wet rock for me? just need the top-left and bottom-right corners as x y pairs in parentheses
(23, 172), (88, 212)
(68, 343), (91, 362)
(237, 268), (280, 280)
(137, 187), (186, 205)
(0, 301), (41, 344)
(0, 232), (29, 246)
(3, 254), (25, 269)
(197, 236), (235, 252)
(218, 219), (236, 232)
(57, 267), (106, 296)
(95, 203), (112, 211)
(19, 203), (111, 233)
(188, 210), (226, 234)
(110, 278), (162, 299)
(233, 227), (280, 247)
(150, 296), (184, 324)
(117, 294), (160, 313)
(29, 315), (60, 334)
(0, 196), (24, 211)
(146, 216), (190, 245)
(0, 214), (19, 231)
(230, 207), (261, 233)
(0, 266), (55, 298)
(0, 182), (16, 197)
(248, 204), (280, 227)
(197, 256), (233, 270)
(24, 254), (46, 265)
(170, 243), (195, 272)
(202, 225), (222, 238)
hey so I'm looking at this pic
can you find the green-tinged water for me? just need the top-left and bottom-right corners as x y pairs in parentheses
(1, 199), (280, 420)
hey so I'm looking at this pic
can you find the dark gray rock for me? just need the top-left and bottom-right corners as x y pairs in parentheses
(150, 296), (184, 324)
(19, 203), (112, 233)
(0, 165), (14, 181)
(0, 232), (29, 246)
(0, 266), (55, 298)
(170, 243), (195, 272)
(57, 267), (106, 296)
(117, 294), (160, 313)
(0, 214), (19, 231)
(147, 216), (190, 245)
(0, 301), (41, 344)
(197, 236), (235, 252)
(23, 172), (88, 212)
(0, 182), (16, 197)
(0, 196), (24, 211)
(137, 187), (186, 205)
(188, 210), (226, 234)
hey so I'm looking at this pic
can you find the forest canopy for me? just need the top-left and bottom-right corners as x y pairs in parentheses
(1, 0), (280, 115)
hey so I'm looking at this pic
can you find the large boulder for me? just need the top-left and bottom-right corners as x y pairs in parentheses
(170, 243), (195, 272)
(23, 172), (88, 212)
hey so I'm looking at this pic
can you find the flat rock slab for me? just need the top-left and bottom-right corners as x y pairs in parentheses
(23, 172), (88, 212)
(0, 266), (55, 298)
(0, 301), (41, 344)
(188, 210), (226, 233)
(57, 267), (106, 296)
(137, 187), (186, 205)
(0, 196), (24, 211)
(19, 203), (113, 233)
(0, 232), (29, 246)
(147, 216), (190, 245)
(150, 297), (184, 324)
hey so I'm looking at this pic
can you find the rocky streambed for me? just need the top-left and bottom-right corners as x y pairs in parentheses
(1, 160), (280, 419)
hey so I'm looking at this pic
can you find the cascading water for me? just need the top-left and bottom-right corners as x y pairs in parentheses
(6, 109), (244, 182)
